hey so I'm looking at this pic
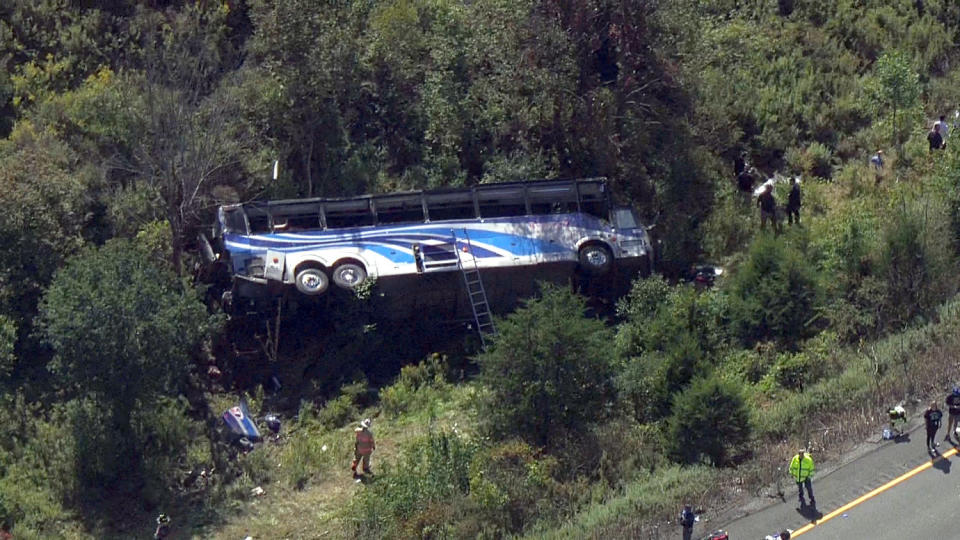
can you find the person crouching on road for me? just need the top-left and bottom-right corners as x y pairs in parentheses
(925, 401), (943, 453)
(944, 387), (960, 444)
(351, 418), (376, 477)
(789, 449), (815, 508)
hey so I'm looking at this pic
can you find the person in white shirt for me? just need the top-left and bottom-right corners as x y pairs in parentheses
(936, 115), (950, 142)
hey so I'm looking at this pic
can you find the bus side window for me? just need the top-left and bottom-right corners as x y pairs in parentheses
(577, 182), (609, 219)
(426, 192), (476, 221)
(478, 187), (525, 218)
(325, 199), (375, 229)
(529, 185), (577, 215)
(247, 208), (271, 234)
(376, 195), (425, 224)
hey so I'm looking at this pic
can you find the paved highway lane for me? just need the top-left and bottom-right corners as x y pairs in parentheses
(718, 422), (960, 540)
(797, 449), (957, 539)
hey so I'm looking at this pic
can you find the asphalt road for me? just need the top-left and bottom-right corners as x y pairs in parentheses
(714, 421), (960, 540)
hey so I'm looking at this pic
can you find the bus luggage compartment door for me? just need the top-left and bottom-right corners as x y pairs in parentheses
(264, 250), (285, 282)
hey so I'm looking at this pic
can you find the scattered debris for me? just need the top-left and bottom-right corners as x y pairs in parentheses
(223, 396), (261, 442)
(251, 486), (265, 497)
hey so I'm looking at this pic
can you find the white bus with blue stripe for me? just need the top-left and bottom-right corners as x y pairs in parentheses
(213, 178), (653, 310)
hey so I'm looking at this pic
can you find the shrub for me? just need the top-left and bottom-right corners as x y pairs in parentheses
(878, 198), (958, 329)
(786, 142), (834, 179)
(771, 351), (823, 392)
(728, 234), (822, 347)
(477, 284), (615, 447)
(317, 378), (370, 429)
(617, 332), (710, 422)
(616, 279), (729, 361)
(467, 440), (563, 536)
(380, 353), (451, 418)
(667, 374), (751, 466)
(351, 430), (479, 539)
(316, 395), (359, 431)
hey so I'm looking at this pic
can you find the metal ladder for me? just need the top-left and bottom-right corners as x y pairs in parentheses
(452, 228), (496, 348)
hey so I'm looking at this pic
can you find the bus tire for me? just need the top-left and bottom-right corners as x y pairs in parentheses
(332, 262), (367, 289)
(578, 244), (612, 276)
(295, 266), (329, 295)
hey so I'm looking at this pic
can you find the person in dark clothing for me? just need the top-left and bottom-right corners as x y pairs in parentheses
(154, 514), (171, 540)
(757, 183), (779, 233)
(737, 168), (755, 192)
(928, 123), (944, 151)
(924, 401), (943, 453)
(679, 504), (696, 540)
(944, 387), (960, 443)
(786, 177), (802, 225)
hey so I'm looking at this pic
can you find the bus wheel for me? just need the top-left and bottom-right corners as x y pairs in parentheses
(332, 262), (367, 289)
(579, 244), (612, 275)
(295, 267), (329, 295)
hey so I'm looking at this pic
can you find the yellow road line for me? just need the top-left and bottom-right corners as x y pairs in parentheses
(793, 447), (958, 536)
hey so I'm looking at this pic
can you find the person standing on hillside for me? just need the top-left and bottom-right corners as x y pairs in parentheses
(351, 418), (376, 477)
(924, 401), (943, 453)
(870, 149), (884, 184)
(936, 115), (950, 142)
(786, 177), (802, 225)
(928, 123), (945, 151)
(679, 503), (696, 540)
(788, 449), (815, 508)
(757, 182), (779, 233)
(944, 388), (960, 443)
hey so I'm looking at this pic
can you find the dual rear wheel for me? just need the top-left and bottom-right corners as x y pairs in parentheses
(294, 262), (367, 295)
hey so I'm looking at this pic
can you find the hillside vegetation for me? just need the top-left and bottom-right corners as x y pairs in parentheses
(4, 1), (960, 538)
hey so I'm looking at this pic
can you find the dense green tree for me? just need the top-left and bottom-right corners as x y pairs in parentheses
(864, 50), (922, 151)
(0, 131), (92, 366)
(37, 237), (216, 487)
(477, 284), (615, 447)
(667, 374), (751, 466)
(728, 235), (821, 347)
(247, 0), (371, 197)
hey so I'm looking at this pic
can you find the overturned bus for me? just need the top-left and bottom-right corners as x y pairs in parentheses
(209, 178), (654, 319)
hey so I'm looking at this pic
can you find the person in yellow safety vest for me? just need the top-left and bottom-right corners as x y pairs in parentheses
(351, 418), (376, 477)
(789, 449), (815, 508)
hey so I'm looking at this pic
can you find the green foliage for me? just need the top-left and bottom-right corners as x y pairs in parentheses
(667, 374), (751, 466)
(352, 429), (479, 539)
(785, 142), (835, 179)
(771, 351), (824, 391)
(864, 50), (922, 149)
(728, 234), (821, 347)
(616, 276), (729, 360)
(538, 464), (721, 539)
(37, 237), (216, 493)
(0, 131), (90, 329)
(380, 353), (451, 418)
(0, 315), (15, 380)
(616, 277), (731, 421)
(466, 440), (563, 537)
(316, 379), (370, 430)
(477, 284), (615, 447)
(878, 198), (958, 328)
